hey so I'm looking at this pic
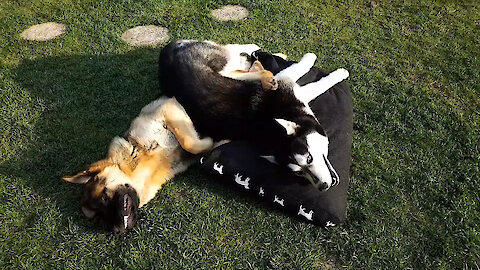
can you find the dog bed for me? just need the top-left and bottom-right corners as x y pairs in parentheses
(199, 51), (353, 227)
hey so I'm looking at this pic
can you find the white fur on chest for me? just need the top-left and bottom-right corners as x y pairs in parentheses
(128, 97), (179, 153)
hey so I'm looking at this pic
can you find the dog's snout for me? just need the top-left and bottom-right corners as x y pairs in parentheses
(304, 169), (331, 191)
(318, 182), (329, 191)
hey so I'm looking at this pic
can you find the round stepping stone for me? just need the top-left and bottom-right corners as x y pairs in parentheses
(21, 22), (67, 41)
(211, 5), (249, 21)
(121, 25), (169, 47)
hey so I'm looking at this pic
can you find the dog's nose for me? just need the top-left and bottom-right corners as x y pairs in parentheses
(318, 182), (329, 191)
(125, 184), (130, 188)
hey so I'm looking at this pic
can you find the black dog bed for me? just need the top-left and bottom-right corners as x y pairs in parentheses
(199, 51), (353, 227)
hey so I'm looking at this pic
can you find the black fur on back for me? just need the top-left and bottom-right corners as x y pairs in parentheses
(158, 41), (321, 158)
(159, 41), (267, 140)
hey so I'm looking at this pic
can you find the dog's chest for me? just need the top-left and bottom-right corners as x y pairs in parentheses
(129, 116), (179, 152)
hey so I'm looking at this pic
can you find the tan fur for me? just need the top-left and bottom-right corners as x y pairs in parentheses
(132, 151), (173, 206)
(161, 98), (213, 154)
(225, 61), (277, 90)
(63, 97), (211, 216)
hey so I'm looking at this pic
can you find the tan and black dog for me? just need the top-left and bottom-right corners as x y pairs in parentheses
(63, 97), (214, 233)
(63, 47), (277, 233)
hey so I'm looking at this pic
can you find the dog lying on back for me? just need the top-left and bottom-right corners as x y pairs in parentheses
(62, 97), (215, 233)
(158, 40), (349, 191)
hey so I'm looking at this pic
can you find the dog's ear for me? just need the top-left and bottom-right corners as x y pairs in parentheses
(275, 118), (299, 136)
(108, 136), (134, 163)
(81, 207), (96, 219)
(62, 159), (113, 184)
(62, 170), (93, 184)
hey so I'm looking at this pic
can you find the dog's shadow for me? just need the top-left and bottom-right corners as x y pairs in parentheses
(2, 49), (167, 230)
(3, 49), (283, 232)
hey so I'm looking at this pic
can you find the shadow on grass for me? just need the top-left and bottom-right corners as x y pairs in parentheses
(1, 49), (289, 232)
(1, 49), (166, 231)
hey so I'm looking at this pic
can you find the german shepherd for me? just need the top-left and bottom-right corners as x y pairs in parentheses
(158, 40), (349, 191)
(62, 97), (215, 233)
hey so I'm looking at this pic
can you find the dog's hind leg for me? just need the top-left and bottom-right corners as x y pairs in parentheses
(275, 53), (317, 82)
(162, 99), (214, 154)
(224, 61), (278, 90)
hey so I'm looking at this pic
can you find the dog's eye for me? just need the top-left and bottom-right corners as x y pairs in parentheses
(306, 153), (313, 164)
(101, 188), (109, 202)
(295, 170), (304, 176)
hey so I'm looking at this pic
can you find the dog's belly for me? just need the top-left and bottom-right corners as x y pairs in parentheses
(128, 115), (179, 153)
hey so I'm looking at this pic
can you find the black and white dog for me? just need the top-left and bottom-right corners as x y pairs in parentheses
(158, 40), (348, 191)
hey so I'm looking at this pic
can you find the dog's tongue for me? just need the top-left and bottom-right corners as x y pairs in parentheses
(123, 194), (132, 229)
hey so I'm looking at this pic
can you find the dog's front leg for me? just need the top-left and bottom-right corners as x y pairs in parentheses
(275, 53), (317, 82)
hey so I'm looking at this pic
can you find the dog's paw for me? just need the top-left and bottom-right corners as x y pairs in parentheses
(332, 68), (349, 80)
(201, 137), (214, 150)
(301, 53), (317, 66)
(249, 60), (264, 72)
(261, 73), (278, 91)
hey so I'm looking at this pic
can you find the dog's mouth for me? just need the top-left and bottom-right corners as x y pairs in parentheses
(123, 194), (133, 229)
(110, 189), (139, 234)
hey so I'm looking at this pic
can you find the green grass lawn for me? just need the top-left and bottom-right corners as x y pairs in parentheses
(1, 0), (479, 269)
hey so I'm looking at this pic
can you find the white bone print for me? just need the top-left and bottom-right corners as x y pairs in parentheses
(213, 162), (224, 174)
(200, 157), (204, 164)
(233, 173), (250, 189)
(297, 205), (313, 221)
(259, 187), (265, 196)
(273, 195), (284, 206)
(325, 221), (336, 227)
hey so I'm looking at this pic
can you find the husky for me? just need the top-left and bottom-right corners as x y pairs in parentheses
(158, 40), (349, 191)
